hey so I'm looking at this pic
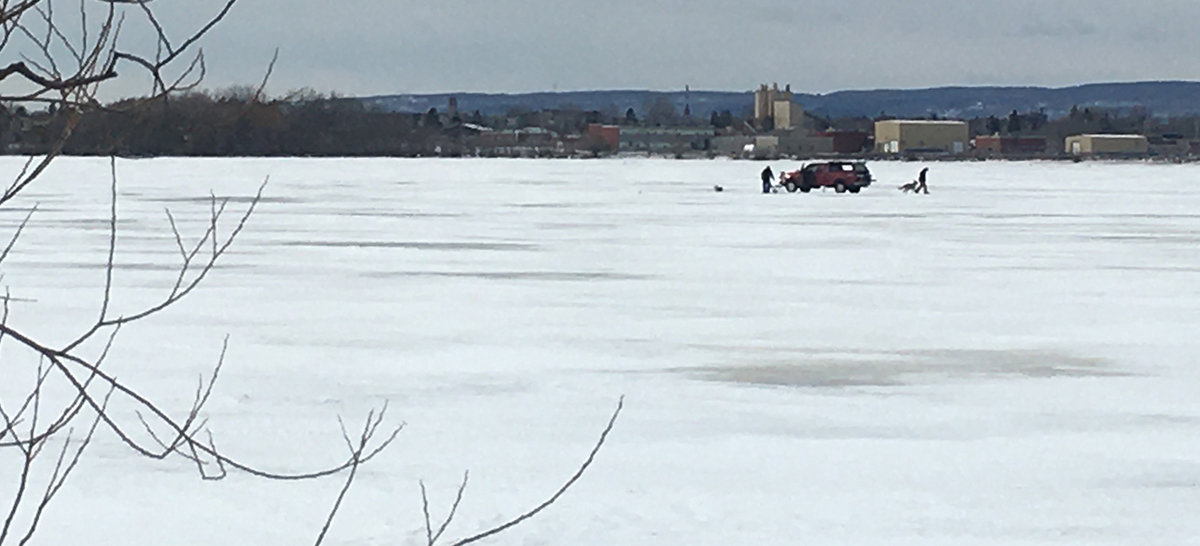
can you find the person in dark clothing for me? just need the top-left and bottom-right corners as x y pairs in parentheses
(761, 166), (775, 194)
(915, 167), (930, 194)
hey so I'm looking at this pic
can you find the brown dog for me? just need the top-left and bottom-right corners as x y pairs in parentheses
(899, 181), (920, 193)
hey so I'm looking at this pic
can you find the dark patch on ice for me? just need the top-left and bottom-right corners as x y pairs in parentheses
(681, 348), (1128, 389)
(509, 202), (578, 209)
(326, 180), (416, 187)
(536, 222), (619, 230)
(814, 278), (925, 286)
(1085, 234), (1200, 244)
(1094, 264), (1200, 272)
(146, 196), (302, 204)
(975, 263), (1200, 273)
(700, 364), (905, 388)
(1128, 413), (1200, 426)
(855, 213), (930, 219)
(0, 206), (53, 215)
(1106, 463), (1200, 490)
(363, 270), (653, 281)
(330, 211), (464, 219)
(1142, 479), (1200, 488)
(509, 180), (571, 186)
(976, 212), (1200, 220)
(40, 218), (139, 228)
(280, 241), (539, 251)
(12, 261), (251, 272)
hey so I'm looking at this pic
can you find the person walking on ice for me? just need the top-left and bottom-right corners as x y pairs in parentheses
(761, 165), (775, 194)
(915, 167), (930, 194)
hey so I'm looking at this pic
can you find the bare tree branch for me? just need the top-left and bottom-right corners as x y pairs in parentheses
(313, 408), (396, 546)
(431, 472), (468, 546)
(0, 205), (37, 266)
(17, 387), (114, 546)
(418, 398), (624, 546)
(0, 2), (411, 545)
(0, 60), (115, 89)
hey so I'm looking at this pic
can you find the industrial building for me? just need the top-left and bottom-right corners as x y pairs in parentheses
(619, 127), (712, 153)
(712, 135), (779, 159)
(973, 135), (1048, 157)
(1065, 134), (1149, 156)
(874, 120), (969, 154)
(715, 130), (871, 158)
(818, 131), (872, 154)
(754, 83), (805, 131)
(778, 133), (834, 156)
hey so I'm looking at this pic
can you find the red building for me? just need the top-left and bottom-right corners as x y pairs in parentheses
(587, 124), (620, 152)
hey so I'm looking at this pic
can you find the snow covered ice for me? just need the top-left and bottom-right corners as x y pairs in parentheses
(3, 156), (1200, 545)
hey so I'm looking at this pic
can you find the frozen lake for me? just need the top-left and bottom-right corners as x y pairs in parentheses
(3, 157), (1200, 545)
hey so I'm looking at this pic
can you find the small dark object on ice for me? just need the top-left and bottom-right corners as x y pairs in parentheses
(713, 185), (724, 192)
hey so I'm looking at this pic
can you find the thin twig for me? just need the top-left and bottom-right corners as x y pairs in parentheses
(431, 472), (469, 546)
(449, 397), (624, 546)
(314, 409), (394, 546)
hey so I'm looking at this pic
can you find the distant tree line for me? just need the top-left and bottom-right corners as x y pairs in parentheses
(2, 89), (434, 156)
(4, 88), (1199, 157)
(1, 88), (730, 157)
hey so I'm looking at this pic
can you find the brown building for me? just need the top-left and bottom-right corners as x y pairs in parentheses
(973, 135), (1048, 156)
(818, 131), (871, 154)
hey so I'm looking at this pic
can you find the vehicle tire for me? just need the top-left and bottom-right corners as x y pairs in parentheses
(834, 180), (847, 193)
(799, 185), (812, 193)
(784, 181), (798, 193)
(848, 185), (861, 194)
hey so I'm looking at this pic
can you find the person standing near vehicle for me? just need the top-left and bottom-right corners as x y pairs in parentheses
(761, 165), (774, 194)
(916, 167), (930, 194)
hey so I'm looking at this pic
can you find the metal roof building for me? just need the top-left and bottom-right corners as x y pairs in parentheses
(874, 120), (969, 154)
(1065, 134), (1149, 156)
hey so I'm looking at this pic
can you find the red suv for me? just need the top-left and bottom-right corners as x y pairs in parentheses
(779, 162), (872, 194)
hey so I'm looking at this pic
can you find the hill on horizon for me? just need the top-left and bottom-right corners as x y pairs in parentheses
(360, 81), (1200, 120)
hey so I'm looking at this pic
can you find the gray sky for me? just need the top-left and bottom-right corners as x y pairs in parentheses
(121, 0), (1200, 97)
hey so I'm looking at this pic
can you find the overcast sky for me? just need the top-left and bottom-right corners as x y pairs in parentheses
(110, 0), (1200, 98)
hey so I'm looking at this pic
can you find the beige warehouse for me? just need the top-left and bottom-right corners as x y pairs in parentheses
(1065, 134), (1148, 156)
(875, 120), (969, 154)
